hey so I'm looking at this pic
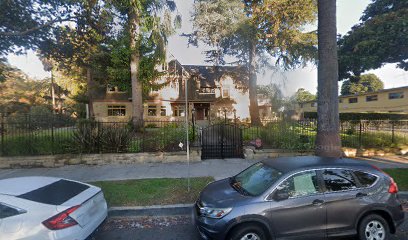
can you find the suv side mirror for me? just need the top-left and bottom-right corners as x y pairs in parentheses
(273, 190), (289, 201)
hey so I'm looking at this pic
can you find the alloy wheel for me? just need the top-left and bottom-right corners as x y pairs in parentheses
(240, 232), (261, 240)
(365, 220), (385, 240)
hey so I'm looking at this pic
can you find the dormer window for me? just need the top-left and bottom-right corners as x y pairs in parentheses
(199, 87), (215, 94)
(222, 85), (230, 98)
(107, 85), (125, 93)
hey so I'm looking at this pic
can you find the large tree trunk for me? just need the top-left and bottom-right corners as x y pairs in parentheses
(315, 0), (342, 157)
(248, 41), (261, 126)
(86, 67), (94, 119)
(50, 69), (56, 113)
(129, 9), (143, 129)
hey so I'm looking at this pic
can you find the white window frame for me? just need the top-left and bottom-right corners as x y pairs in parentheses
(222, 86), (230, 98)
(148, 105), (157, 116)
(108, 105), (126, 117)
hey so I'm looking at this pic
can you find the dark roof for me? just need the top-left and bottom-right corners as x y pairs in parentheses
(182, 65), (249, 87)
(262, 156), (371, 173)
(92, 85), (130, 101)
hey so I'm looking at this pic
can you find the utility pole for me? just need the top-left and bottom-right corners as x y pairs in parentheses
(184, 68), (191, 192)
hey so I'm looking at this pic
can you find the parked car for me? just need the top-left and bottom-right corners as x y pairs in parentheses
(0, 176), (107, 240)
(194, 156), (405, 240)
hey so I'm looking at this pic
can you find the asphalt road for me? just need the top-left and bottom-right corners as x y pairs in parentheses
(93, 214), (408, 240)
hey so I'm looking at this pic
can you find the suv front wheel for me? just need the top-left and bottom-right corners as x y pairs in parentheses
(358, 214), (390, 240)
(228, 224), (267, 240)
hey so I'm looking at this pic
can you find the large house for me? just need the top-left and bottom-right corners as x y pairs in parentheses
(297, 86), (408, 117)
(91, 60), (274, 123)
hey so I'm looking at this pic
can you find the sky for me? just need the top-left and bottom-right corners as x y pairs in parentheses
(6, 0), (408, 96)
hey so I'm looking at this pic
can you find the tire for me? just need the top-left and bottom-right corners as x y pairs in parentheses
(358, 214), (390, 240)
(228, 224), (267, 240)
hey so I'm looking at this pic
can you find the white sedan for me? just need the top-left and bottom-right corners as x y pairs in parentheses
(0, 176), (108, 240)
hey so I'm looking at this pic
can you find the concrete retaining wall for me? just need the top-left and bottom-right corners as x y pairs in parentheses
(0, 149), (201, 169)
(3, 146), (402, 169)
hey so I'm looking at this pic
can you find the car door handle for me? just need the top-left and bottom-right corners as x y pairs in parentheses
(312, 199), (324, 206)
(356, 192), (368, 198)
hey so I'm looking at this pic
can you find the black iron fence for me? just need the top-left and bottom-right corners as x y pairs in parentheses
(242, 119), (408, 151)
(0, 113), (407, 157)
(0, 114), (196, 156)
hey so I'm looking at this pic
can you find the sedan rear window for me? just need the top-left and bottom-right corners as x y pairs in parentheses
(0, 203), (25, 219)
(17, 180), (89, 205)
(354, 171), (378, 187)
(232, 162), (283, 196)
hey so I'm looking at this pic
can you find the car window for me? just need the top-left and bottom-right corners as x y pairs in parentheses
(322, 169), (358, 192)
(17, 179), (90, 205)
(276, 171), (319, 198)
(354, 171), (378, 187)
(233, 162), (283, 196)
(0, 203), (24, 219)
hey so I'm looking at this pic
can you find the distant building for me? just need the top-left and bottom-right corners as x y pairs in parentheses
(297, 86), (408, 117)
(92, 60), (274, 123)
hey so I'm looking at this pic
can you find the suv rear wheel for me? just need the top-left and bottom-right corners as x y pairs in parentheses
(358, 214), (390, 240)
(228, 224), (267, 240)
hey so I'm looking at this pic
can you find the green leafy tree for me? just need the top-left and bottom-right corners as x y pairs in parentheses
(0, 62), (49, 113)
(39, 1), (114, 117)
(315, 0), (342, 157)
(338, 0), (408, 79)
(0, 0), (84, 56)
(294, 88), (317, 103)
(190, 0), (317, 126)
(257, 84), (284, 112)
(341, 74), (384, 95)
(108, 0), (179, 128)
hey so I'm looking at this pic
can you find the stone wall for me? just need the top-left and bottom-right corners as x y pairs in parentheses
(3, 146), (402, 169)
(0, 149), (201, 169)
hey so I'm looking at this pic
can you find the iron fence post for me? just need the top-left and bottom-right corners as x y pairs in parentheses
(51, 115), (55, 155)
(1, 113), (4, 156)
(359, 120), (362, 148)
(391, 121), (395, 144)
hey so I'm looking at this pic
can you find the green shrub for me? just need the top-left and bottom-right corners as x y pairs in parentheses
(71, 120), (101, 153)
(100, 124), (133, 153)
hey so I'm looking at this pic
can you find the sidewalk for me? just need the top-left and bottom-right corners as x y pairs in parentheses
(0, 157), (407, 183)
(0, 158), (255, 182)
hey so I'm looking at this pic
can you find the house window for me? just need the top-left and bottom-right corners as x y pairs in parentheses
(366, 95), (378, 102)
(108, 106), (126, 116)
(311, 102), (317, 107)
(389, 92), (404, 99)
(348, 98), (358, 103)
(148, 105), (157, 116)
(107, 85), (125, 93)
(173, 105), (185, 117)
(339, 99), (343, 103)
(160, 106), (167, 116)
(199, 87), (215, 94)
(222, 86), (230, 98)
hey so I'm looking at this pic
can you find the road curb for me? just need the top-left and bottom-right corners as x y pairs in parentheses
(399, 192), (408, 199)
(108, 204), (194, 217)
(108, 192), (408, 218)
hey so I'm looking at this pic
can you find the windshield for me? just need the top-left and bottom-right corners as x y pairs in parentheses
(231, 162), (283, 196)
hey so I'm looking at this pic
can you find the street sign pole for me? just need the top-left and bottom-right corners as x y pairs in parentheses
(183, 68), (191, 192)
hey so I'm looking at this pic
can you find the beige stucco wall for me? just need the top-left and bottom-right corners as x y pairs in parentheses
(93, 101), (133, 122)
(298, 88), (408, 114)
(93, 74), (274, 122)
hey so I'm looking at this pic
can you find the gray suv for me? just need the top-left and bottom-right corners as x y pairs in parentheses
(194, 156), (405, 240)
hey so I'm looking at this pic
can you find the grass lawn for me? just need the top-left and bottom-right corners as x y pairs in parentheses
(384, 169), (408, 191)
(90, 177), (214, 207)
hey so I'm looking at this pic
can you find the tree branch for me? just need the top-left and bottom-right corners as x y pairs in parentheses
(0, 16), (77, 37)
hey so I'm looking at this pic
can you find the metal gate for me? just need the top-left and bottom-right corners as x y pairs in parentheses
(201, 124), (244, 160)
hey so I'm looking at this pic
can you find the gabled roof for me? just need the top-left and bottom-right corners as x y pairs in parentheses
(182, 65), (249, 87)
